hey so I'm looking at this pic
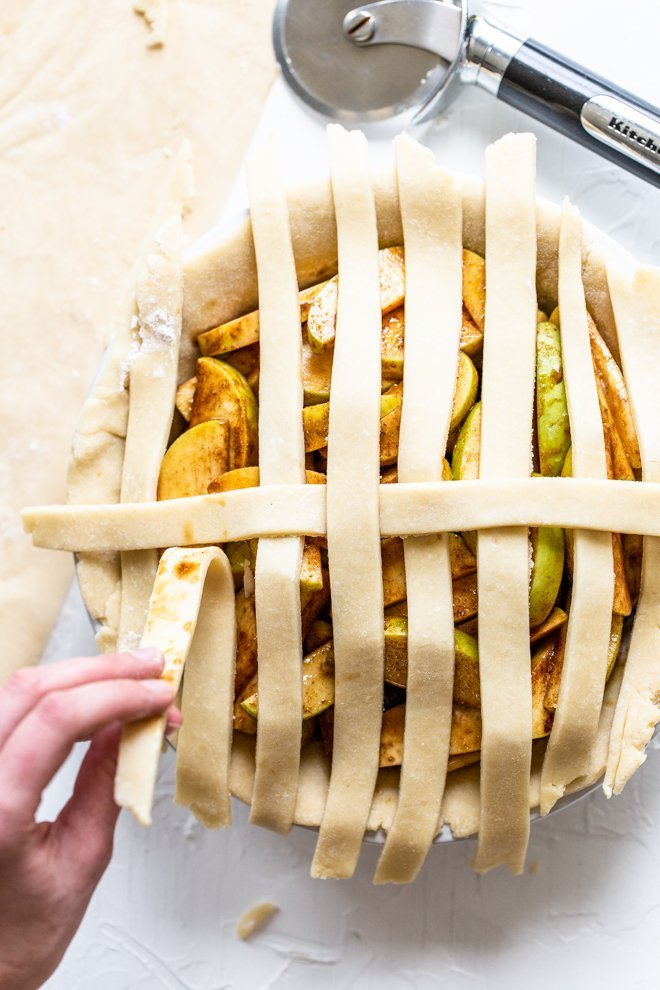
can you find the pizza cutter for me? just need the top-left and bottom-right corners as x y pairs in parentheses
(273, 0), (660, 186)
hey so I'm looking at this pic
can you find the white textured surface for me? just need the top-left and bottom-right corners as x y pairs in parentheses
(42, 1), (660, 986)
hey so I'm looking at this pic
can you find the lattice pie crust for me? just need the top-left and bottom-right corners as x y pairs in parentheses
(22, 129), (660, 882)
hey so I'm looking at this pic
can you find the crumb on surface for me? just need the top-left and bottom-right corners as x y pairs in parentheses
(236, 902), (279, 941)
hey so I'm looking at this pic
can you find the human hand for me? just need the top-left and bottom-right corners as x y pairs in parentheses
(0, 649), (180, 990)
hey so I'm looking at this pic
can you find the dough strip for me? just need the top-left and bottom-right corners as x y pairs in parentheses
(115, 546), (236, 827)
(604, 265), (660, 795)
(23, 477), (660, 551)
(540, 201), (614, 814)
(118, 214), (183, 650)
(374, 135), (462, 884)
(311, 126), (384, 879)
(246, 139), (306, 833)
(473, 133), (537, 875)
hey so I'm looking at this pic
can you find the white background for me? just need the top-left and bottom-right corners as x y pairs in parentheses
(43, 0), (660, 987)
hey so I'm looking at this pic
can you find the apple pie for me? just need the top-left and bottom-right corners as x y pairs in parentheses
(22, 127), (660, 884)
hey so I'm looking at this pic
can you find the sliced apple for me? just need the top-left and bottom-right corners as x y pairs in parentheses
(383, 617), (480, 707)
(379, 384), (403, 466)
(303, 340), (333, 405)
(536, 321), (571, 477)
(235, 590), (258, 696)
(460, 307), (483, 356)
(623, 532), (643, 608)
(452, 573), (478, 623)
(588, 316), (641, 470)
(544, 611), (621, 713)
(531, 637), (557, 737)
(304, 618), (333, 654)
(234, 675), (258, 735)
(157, 419), (230, 500)
(300, 578), (331, 637)
(596, 383), (633, 617)
(448, 752), (481, 773)
(381, 535), (476, 609)
(197, 280), (328, 356)
(379, 353), (477, 467)
(241, 642), (335, 720)
(301, 543), (324, 592)
(380, 307), (405, 378)
(189, 358), (258, 469)
(530, 606), (567, 643)
(548, 310), (640, 470)
(303, 391), (401, 453)
(462, 249), (485, 332)
(379, 703), (483, 767)
(208, 466), (326, 493)
(456, 606), (568, 645)
(529, 525), (565, 627)
(450, 353), (479, 433)
(223, 342), (260, 380)
(175, 376), (197, 422)
(307, 247), (405, 353)
(451, 401), (480, 554)
(561, 446), (574, 578)
(224, 539), (258, 588)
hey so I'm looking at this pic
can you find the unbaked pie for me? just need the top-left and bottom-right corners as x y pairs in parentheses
(23, 127), (660, 883)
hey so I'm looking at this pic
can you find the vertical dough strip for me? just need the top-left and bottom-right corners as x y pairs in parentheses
(473, 133), (537, 875)
(247, 139), (306, 833)
(311, 125), (384, 879)
(374, 135), (462, 884)
(604, 266), (660, 795)
(118, 215), (184, 651)
(115, 546), (236, 827)
(67, 146), (193, 653)
(540, 201), (614, 814)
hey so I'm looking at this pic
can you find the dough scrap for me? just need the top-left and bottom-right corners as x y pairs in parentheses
(115, 545), (236, 827)
(235, 902), (279, 941)
(540, 201), (614, 814)
(374, 135), (462, 885)
(246, 140), (306, 833)
(311, 126), (385, 880)
(472, 133), (537, 875)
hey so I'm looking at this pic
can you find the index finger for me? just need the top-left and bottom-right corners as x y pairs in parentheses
(0, 676), (174, 838)
(0, 649), (164, 754)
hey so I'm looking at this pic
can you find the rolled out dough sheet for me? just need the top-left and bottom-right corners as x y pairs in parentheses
(1, 0), (275, 682)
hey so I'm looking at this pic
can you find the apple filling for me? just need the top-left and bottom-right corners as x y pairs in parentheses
(158, 246), (641, 773)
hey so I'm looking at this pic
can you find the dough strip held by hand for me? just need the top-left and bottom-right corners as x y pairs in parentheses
(246, 138), (306, 833)
(473, 133), (537, 875)
(118, 214), (184, 651)
(540, 201), (614, 815)
(374, 135), (462, 884)
(604, 265), (660, 795)
(115, 545), (236, 827)
(311, 125), (384, 879)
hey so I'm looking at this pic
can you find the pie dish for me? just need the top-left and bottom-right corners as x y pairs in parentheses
(22, 127), (660, 884)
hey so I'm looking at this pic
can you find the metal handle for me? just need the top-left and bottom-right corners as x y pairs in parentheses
(487, 32), (660, 186)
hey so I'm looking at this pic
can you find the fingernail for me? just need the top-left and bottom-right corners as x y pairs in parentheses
(166, 705), (183, 728)
(130, 647), (164, 666)
(143, 679), (174, 700)
(165, 709), (183, 736)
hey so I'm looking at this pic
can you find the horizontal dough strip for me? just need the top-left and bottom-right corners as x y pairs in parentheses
(22, 477), (660, 551)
